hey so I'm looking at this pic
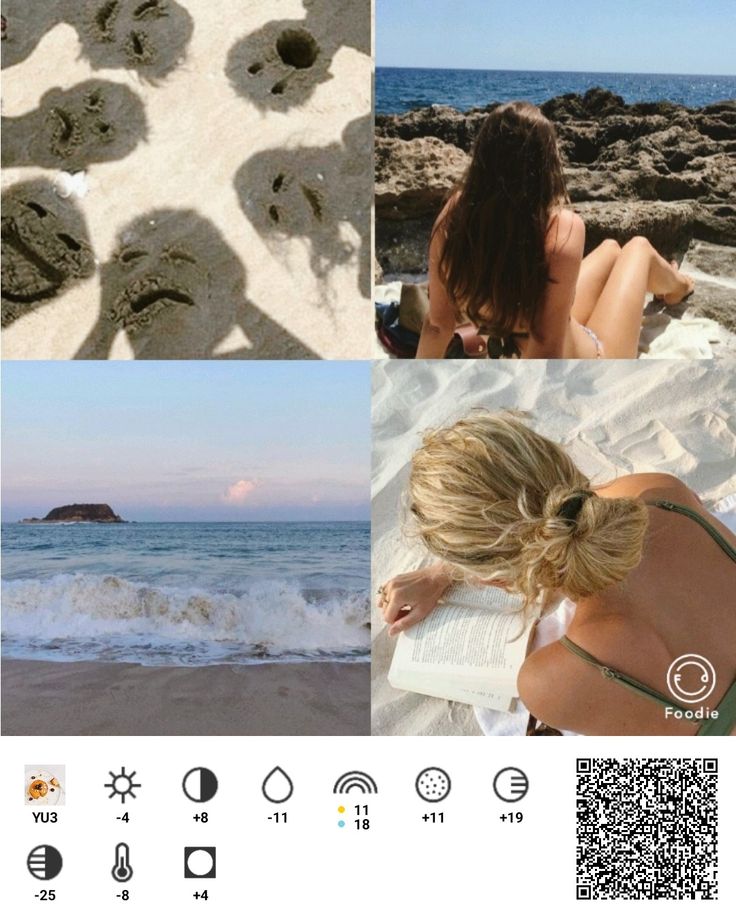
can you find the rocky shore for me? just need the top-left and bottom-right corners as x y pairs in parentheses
(375, 88), (736, 330)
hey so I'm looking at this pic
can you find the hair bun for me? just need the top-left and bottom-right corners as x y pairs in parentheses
(556, 490), (594, 524)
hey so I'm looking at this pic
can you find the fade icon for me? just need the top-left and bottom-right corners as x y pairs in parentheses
(492, 767), (529, 803)
(333, 771), (378, 795)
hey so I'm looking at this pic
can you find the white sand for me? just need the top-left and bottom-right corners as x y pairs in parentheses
(2, 1), (371, 358)
(371, 360), (736, 735)
(373, 282), (736, 360)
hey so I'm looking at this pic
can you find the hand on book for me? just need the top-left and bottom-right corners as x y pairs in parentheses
(377, 564), (452, 637)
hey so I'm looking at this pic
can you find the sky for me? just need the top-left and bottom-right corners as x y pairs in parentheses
(377, 0), (736, 75)
(1, 362), (370, 522)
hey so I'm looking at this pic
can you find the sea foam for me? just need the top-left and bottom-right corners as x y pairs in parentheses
(1, 573), (370, 666)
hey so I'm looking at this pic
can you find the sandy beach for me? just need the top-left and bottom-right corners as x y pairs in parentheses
(371, 359), (736, 736)
(2, 0), (371, 358)
(2, 659), (369, 735)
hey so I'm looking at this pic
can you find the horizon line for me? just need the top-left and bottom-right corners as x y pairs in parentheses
(376, 64), (736, 79)
(3, 518), (370, 525)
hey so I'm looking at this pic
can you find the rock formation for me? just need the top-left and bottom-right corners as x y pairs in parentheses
(375, 89), (736, 327)
(21, 504), (127, 523)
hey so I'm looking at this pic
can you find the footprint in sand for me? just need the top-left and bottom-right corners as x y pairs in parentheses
(2, 79), (148, 171)
(234, 115), (371, 298)
(1, 179), (96, 328)
(74, 209), (318, 360)
(1, 0), (193, 80)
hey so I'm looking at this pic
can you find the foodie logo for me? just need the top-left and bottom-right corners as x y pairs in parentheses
(666, 654), (717, 705)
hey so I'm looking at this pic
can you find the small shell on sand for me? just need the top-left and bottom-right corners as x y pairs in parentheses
(54, 171), (89, 200)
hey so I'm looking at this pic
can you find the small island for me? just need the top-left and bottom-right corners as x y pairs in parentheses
(20, 503), (127, 524)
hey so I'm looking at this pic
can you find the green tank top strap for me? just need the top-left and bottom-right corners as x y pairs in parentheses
(645, 499), (736, 561)
(558, 635), (696, 717)
(697, 681), (736, 736)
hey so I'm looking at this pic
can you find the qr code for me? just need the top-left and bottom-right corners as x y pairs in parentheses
(576, 758), (718, 900)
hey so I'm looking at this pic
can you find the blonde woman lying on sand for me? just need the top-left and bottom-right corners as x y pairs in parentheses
(418, 102), (694, 359)
(378, 413), (736, 736)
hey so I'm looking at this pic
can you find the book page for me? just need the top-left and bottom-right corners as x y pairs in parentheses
(388, 584), (537, 708)
(407, 605), (529, 673)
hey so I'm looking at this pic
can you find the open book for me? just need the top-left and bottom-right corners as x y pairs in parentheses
(388, 582), (538, 712)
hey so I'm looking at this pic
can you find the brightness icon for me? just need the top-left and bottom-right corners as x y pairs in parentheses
(105, 767), (141, 804)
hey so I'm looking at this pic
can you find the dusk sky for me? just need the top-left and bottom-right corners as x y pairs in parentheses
(1, 362), (370, 522)
(377, 0), (736, 75)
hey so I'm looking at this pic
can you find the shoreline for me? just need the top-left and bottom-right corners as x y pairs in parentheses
(1, 658), (370, 736)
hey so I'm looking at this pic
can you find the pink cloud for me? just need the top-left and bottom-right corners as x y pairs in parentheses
(224, 479), (257, 504)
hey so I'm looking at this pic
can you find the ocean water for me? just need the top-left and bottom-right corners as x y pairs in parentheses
(1, 522), (370, 667)
(376, 67), (736, 115)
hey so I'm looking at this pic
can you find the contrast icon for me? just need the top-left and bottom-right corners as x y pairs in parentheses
(27, 845), (63, 881)
(492, 767), (529, 803)
(262, 766), (294, 803)
(666, 654), (717, 704)
(105, 767), (141, 804)
(182, 767), (218, 803)
(184, 847), (216, 879)
(415, 767), (451, 803)
(111, 843), (133, 883)
(333, 771), (378, 794)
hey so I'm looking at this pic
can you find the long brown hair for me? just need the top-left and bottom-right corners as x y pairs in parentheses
(436, 102), (569, 335)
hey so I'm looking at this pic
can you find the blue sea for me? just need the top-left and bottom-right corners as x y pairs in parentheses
(1, 522), (370, 666)
(376, 67), (736, 114)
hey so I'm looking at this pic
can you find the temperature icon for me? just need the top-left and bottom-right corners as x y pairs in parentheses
(111, 843), (133, 883)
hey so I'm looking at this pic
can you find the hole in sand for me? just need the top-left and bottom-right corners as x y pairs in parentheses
(57, 233), (82, 252)
(276, 29), (319, 69)
(270, 79), (287, 96)
(26, 201), (48, 218)
(300, 184), (323, 221)
(119, 248), (147, 263)
(272, 174), (285, 193)
(127, 29), (153, 62)
(268, 205), (280, 223)
(52, 108), (76, 144)
(134, 0), (167, 19)
(85, 90), (104, 111)
(129, 289), (194, 314)
(95, 0), (120, 39)
(247, 62), (263, 75)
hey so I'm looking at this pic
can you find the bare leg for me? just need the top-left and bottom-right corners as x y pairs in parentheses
(570, 239), (621, 325)
(587, 237), (695, 358)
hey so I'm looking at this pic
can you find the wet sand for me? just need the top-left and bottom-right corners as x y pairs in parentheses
(1, 659), (369, 736)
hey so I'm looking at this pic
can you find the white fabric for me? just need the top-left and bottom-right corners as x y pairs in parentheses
(375, 283), (736, 360)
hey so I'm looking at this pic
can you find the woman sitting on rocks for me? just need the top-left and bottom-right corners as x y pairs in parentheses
(378, 412), (736, 735)
(417, 102), (694, 359)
